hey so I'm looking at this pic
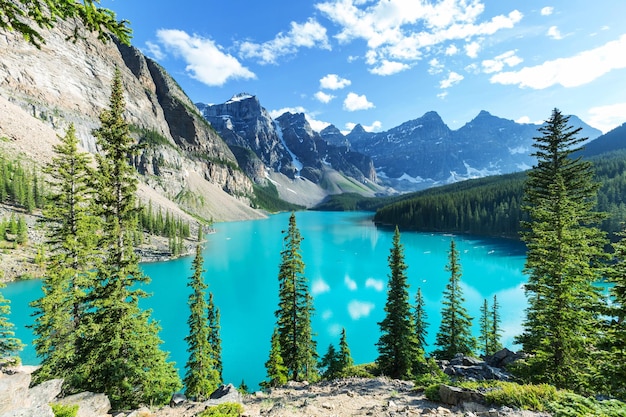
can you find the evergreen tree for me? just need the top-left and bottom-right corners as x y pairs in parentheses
(75, 69), (181, 409)
(319, 343), (341, 380)
(433, 239), (476, 360)
(262, 328), (288, 389)
(515, 109), (606, 392)
(184, 245), (220, 401)
(207, 292), (223, 382)
(274, 212), (317, 381)
(376, 226), (424, 379)
(414, 287), (428, 352)
(30, 123), (100, 385)
(337, 327), (354, 372)
(489, 295), (503, 355)
(479, 299), (493, 357)
(0, 283), (23, 366)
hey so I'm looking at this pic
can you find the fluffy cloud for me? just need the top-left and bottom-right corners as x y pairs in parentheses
(540, 6), (554, 16)
(547, 26), (563, 40)
(155, 29), (256, 87)
(445, 44), (459, 56)
(428, 58), (445, 74)
(239, 18), (330, 64)
(587, 102), (626, 133)
(343, 92), (375, 111)
(348, 300), (375, 320)
(481, 50), (523, 73)
(315, 91), (335, 103)
(490, 34), (626, 89)
(320, 73), (352, 90)
(365, 278), (384, 292)
(464, 41), (481, 58)
(315, 0), (522, 74)
(440, 71), (464, 89)
(343, 120), (382, 134)
(312, 278), (331, 295)
(344, 275), (358, 291)
(144, 41), (164, 60)
(269, 106), (331, 132)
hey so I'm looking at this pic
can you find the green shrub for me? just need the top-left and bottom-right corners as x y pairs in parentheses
(482, 382), (558, 411)
(197, 402), (244, 417)
(50, 403), (78, 417)
(424, 384), (441, 402)
(340, 362), (378, 378)
(547, 392), (626, 417)
(414, 358), (450, 389)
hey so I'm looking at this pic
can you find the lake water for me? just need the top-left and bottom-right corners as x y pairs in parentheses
(2, 211), (528, 389)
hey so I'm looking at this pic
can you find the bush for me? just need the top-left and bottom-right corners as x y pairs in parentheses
(424, 384), (441, 402)
(50, 403), (78, 417)
(414, 357), (450, 389)
(197, 402), (244, 417)
(546, 392), (626, 417)
(340, 363), (378, 378)
(481, 382), (559, 411)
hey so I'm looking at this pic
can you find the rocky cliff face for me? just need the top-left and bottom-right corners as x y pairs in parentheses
(0, 20), (260, 222)
(197, 94), (378, 188)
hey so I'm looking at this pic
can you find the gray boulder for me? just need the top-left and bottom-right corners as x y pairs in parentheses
(27, 378), (63, 407)
(204, 384), (242, 406)
(0, 372), (31, 414)
(0, 404), (55, 417)
(438, 384), (485, 406)
(56, 391), (111, 417)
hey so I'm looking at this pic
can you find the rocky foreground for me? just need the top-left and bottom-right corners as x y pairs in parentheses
(0, 365), (552, 417)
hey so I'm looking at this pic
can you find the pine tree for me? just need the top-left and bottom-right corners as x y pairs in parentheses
(489, 295), (503, 355)
(0, 283), (23, 366)
(184, 245), (220, 401)
(414, 287), (428, 352)
(319, 343), (340, 380)
(75, 69), (181, 409)
(207, 292), (223, 382)
(30, 123), (100, 385)
(274, 212), (317, 381)
(337, 327), (354, 373)
(376, 226), (424, 379)
(515, 109), (606, 391)
(479, 299), (493, 357)
(433, 239), (476, 360)
(262, 328), (288, 389)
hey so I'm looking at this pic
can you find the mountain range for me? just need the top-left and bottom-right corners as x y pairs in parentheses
(0, 20), (611, 218)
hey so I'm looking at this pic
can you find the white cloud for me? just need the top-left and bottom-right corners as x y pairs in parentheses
(437, 91), (449, 99)
(490, 34), (626, 89)
(464, 40), (481, 58)
(428, 58), (444, 74)
(440, 71), (464, 89)
(269, 106), (331, 132)
(322, 309), (333, 320)
(315, 91), (335, 103)
(515, 116), (542, 125)
(320, 74), (352, 90)
(369, 60), (410, 76)
(315, 0), (522, 74)
(481, 50), (523, 73)
(445, 44), (459, 56)
(547, 25), (563, 40)
(155, 29), (256, 87)
(347, 300), (375, 320)
(343, 120), (382, 134)
(540, 6), (554, 16)
(239, 18), (330, 64)
(144, 41), (164, 60)
(365, 278), (384, 292)
(587, 102), (626, 133)
(343, 92), (375, 111)
(344, 275), (358, 291)
(312, 278), (331, 295)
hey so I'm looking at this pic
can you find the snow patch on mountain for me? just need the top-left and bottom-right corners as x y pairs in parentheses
(275, 122), (303, 174)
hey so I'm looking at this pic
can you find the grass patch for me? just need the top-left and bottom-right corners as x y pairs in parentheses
(251, 182), (304, 212)
(50, 403), (78, 417)
(197, 402), (244, 417)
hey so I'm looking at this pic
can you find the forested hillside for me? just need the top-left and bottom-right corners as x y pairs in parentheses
(371, 148), (626, 238)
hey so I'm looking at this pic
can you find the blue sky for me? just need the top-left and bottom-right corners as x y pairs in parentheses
(101, 0), (626, 135)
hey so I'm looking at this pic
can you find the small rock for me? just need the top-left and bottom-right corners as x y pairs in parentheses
(321, 401), (334, 410)
(169, 392), (186, 407)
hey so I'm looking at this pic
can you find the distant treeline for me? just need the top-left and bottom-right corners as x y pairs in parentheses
(0, 154), (45, 212)
(317, 148), (626, 239)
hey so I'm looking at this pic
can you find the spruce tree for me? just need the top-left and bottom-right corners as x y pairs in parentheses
(262, 328), (288, 388)
(319, 344), (340, 380)
(30, 123), (100, 385)
(337, 327), (354, 373)
(433, 239), (476, 360)
(75, 68), (181, 408)
(274, 212), (317, 381)
(414, 287), (428, 352)
(489, 295), (503, 355)
(515, 109), (606, 391)
(184, 245), (220, 401)
(376, 226), (424, 379)
(0, 283), (23, 366)
(207, 292), (223, 382)
(479, 299), (493, 357)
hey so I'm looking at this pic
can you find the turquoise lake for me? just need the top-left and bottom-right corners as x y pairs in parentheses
(3, 211), (528, 389)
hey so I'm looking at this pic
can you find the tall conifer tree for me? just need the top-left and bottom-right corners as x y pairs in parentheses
(31, 123), (99, 385)
(207, 292), (222, 382)
(262, 328), (288, 388)
(433, 239), (476, 359)
(0, 283), (22, 365)
(376, 226), (424, 379)
(184, 245), (220, 400)
(515, 109), (606, 391)
(490, 295), (503, 355)
(75, 68), (181, 408)
(338, 327), (354, 372)
(414, 287), (428, 352)
(479, 299), (493, 357)
(274, 212), (317, 381)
